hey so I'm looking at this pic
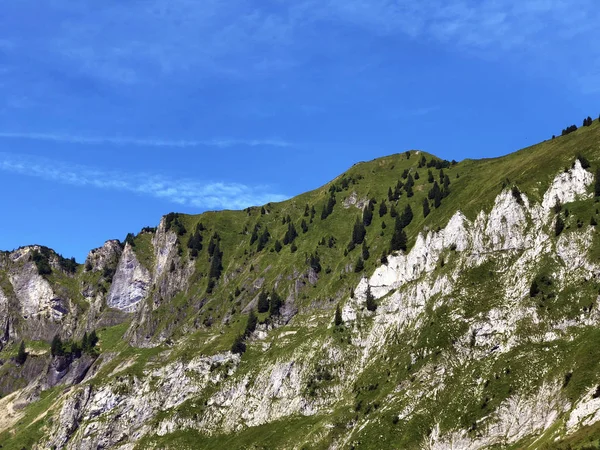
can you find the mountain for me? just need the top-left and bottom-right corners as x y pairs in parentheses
(2, 121), (600, 449)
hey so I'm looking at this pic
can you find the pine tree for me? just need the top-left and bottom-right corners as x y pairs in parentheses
(363, 205), (373, 227)
(414, 171), (420, 180)
(555, 216), (565, 236)
(390, 205), (398, 218)
(354, 256), (364, 273)
(82, 332), (89, 352)
(257, 291), (270, 313)
(51, 334), (64, 357)
(269, 290), (283, 316)
(283, 222), (298, 245)
(401, 169), (409, 179)
(418, 155), (427, 168)
(365, 286), (377, 311)
(15, 341), (27, 365)
(334, 305), (343, 327)
(250, 224), (260, 245)
(352, 216), (367, 245)
(379, 200), (388, 217)
(89, 330), (98, 348)
(390, 217), (407, 252)
(387, 187), (394, 202)
(530, 279), (539, 297)
(380, 252), (388, 265)
(304, 204), (310, 217)
(231, 334), (246, 354)
(434, 189), (442, 208)
(244, 310), (257, 337)
(274, 240), (282, 252)
(428, 170), (434, 183)
(308, 253), (321, 273)
(362, 241), (370, 261)
(400, 204), (413, 228)
(321, 193), (336, 220)
(301, 219), (308, 233)
(257, 227), (270, 252)
(595, 168), (600, 197)
(209, 243), (223, 279)
(422, 198), (430, 218)
(591, 216), (598, 226)
(393, 180), (404, 200)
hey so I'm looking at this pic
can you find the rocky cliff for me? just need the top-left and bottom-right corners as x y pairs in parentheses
(3, 125), (600, 449)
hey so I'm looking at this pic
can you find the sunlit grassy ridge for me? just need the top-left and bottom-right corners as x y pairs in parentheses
(3, 120), (600, 449)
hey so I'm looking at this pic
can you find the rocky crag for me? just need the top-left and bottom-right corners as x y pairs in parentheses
(3, 123), (600, 449)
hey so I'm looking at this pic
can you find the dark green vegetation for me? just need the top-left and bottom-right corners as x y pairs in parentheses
(4, 119), (600, 449)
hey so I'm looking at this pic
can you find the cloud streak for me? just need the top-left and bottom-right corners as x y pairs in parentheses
(0, 132), (292, 148)
(0, 152), (288, 210)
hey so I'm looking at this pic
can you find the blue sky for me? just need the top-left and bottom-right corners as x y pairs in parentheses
(1, 0), (599, 261)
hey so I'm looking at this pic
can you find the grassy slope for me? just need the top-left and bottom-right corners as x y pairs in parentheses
(3, 121), (600, 449)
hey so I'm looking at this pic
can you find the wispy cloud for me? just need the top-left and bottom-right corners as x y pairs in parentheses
(31, 0), (600, 90)
(0, 152), (288, 210)
(0, 132), (292, 148)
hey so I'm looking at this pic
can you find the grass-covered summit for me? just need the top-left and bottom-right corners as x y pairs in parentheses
(3, 119), (600, 449)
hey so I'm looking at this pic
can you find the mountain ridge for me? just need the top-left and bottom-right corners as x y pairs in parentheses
(2, 122), (600, 449)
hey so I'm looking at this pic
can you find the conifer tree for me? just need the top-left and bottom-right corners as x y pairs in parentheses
(257, 291), (270, 313)
(393, 180), (404, 200)
(321, 193), (336, 220)
(390, 205), (398, 218)
(269, 290), (283, 316)
(422, 198), (430, 218)
(555, 216), (565, 236)
(256, 227), (270, 252)
(231, 334), (246, 354)
(387, 187), (394, 202)
(366, 286), (377, 311)
(308, 253), (321, 273)
(82, 332), (89, 352)
(352, 216), (367, 245)
(428, 170), (434, 183)
(301, 219), (308, 233)
(244, 310), (257, 337)
(89, 330), (98, 348)
(362, 241), (370, 261)
(354, 256), (364, 273)
(363, 205), (373, 227)
(334, 305), (343, 327)
(390, 217), (407, 252)
(209, 243), (223, 279)
(15, 341), (27, 365)
(400, 204), (413, 228)
(379, 200), (388, 217)
(595, 168), (600, 197)
(51, 334), (64, 357)
(274, 240), (282, 252)
(250, 224), (260, 245)
(283, 222), (298, 245)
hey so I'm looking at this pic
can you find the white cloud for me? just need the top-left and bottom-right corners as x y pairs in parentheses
(0, 152), (288, 210)
(0, 132), (292, 148)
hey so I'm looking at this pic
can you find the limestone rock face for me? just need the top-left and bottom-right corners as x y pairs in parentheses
(106, 243), (151, 313)
(542, 159), (593, 209)
(9, 257), (58, 320)
(5, 160), (600, 450)
(84, 240), (122, 273)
